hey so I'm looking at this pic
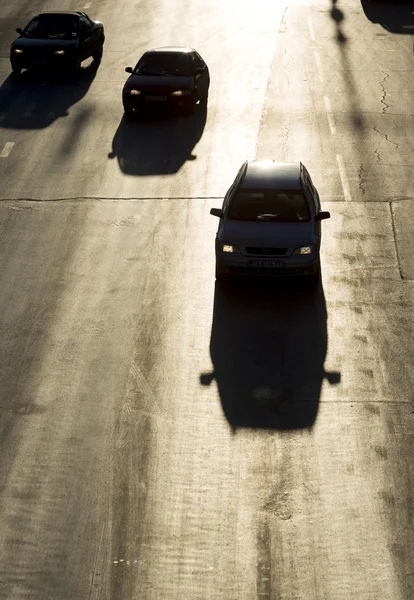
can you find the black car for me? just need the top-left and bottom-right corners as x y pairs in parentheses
(10, 11), (105, 75)
(122, 47), (210, 116)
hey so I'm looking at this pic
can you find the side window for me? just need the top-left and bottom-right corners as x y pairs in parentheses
(82, 14), (94, 26)
(193, 52), (205, 70)
(223, 165), (244, 210)
(222, 186), (233, 211)
(188, 54), (197, 74)
(303, 172), (318, 214)
(78, 17), (91, 35)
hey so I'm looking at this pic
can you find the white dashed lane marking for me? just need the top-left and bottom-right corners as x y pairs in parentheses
(307, 17), (315, 42)
(0, 142), (15, 158)
(324, 96), (336, 135)
(336, 154), (352, 202)
(314, 50), (324, 83)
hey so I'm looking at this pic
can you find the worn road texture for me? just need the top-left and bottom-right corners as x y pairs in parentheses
(0, 0), (413, 598)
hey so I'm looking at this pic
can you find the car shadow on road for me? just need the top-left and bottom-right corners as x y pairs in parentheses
(0, 61), (99, 129)
(200, 278), (340, 431)
(108, 103), (207, 175)
(361, 0), (414, 34)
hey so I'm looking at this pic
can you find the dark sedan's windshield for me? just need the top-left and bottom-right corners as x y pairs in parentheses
(135, 53), (192, 76)
(228, 189), (310, 222)
(23, 16), (79, 39)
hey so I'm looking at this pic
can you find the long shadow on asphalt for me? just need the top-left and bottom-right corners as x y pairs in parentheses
(200, 278), (340, 431)
(361, 0), (414, 34)
(0, 62), (98, 129)
(108, 103), (207, 176)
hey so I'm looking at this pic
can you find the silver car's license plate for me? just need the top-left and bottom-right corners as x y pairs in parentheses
(249, 260), (284, 268)
(146, 95), (167, 102)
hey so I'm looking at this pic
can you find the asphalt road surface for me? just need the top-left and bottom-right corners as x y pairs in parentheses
(0, 0), (414, 599)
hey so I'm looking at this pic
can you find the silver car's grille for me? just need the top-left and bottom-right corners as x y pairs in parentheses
(245, 247), (287, 256)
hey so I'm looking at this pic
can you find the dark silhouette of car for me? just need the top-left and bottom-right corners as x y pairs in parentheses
(122, 47), (210, 117)
(10, 11), (105, 75)
(210, 161), (330, 282)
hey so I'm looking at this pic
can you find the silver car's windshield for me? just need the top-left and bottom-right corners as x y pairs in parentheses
(228, 189), (311, 222)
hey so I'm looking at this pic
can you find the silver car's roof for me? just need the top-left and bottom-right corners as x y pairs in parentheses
(240, 161), (303, 190)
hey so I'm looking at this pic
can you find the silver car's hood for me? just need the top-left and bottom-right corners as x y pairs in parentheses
(219, 219), (316, 252)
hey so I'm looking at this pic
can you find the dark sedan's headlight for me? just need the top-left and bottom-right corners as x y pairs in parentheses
(294, 244), (316, 255)
(219, 242), (240, 254)
(13, 48), (23, 54)
(54, 50), (65, 55)
(171, 90), (191, 96)
(126, 89), (141, 95)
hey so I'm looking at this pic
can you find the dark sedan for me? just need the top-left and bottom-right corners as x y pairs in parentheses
(10, 11), (105, 75)
(210, 161), (330, 283)
(122, 47), (210, 116)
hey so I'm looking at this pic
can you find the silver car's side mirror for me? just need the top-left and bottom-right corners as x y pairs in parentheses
(210, 208), (224, 218)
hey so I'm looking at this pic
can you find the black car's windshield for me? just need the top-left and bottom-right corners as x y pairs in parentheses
(23, 16), (79, 39)
(135, 53), (192, 76)
(228, 189), (311, 222)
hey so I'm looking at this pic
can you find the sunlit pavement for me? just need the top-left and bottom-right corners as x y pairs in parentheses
(0, 1), (413, 599)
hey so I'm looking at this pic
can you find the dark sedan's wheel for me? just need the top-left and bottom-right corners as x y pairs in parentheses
(93, 40), (104, 62)
(307, 260), (321, 286)
(71, 57), (81, 74)
(215, 262), (228, 282)
(188, 91), (197, 114)
(123, 107), (134, 120)
(11, 65), (21, 77)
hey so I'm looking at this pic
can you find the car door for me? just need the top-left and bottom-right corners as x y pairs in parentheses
(192, 52), (209, 100)
(78, 16), (95, 60)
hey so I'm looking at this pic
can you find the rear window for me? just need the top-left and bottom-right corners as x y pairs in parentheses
(227, 189), (310, 222)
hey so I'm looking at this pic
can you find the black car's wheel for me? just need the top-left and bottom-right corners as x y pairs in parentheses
(123, 107), (134, 120)
(93, 40), (104, 62)
(11, 65), (21, 77)
(188, 91), (197, 114)
(215, 262), (228, 282)
(71, 57), (81, 73)
(307, 260), (321, 286)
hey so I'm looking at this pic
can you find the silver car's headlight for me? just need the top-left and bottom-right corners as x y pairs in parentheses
(14, 48), (23, 54)
(128, 89), (141, 95)
(171, 90), (191, 96)
(294, 244), (316, 255)
(220, 243), (240, 254)
(54, 50), (65, 55)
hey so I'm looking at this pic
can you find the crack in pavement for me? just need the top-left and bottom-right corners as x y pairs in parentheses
(283, 124), (289, 161)
(358, 165), (366, 196)
(379, 71), (390, 113)
(374, 148), (381, 164)
(373, 126), (400, 151)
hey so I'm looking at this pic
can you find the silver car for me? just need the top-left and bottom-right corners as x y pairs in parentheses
(210, 160), (330, 282)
